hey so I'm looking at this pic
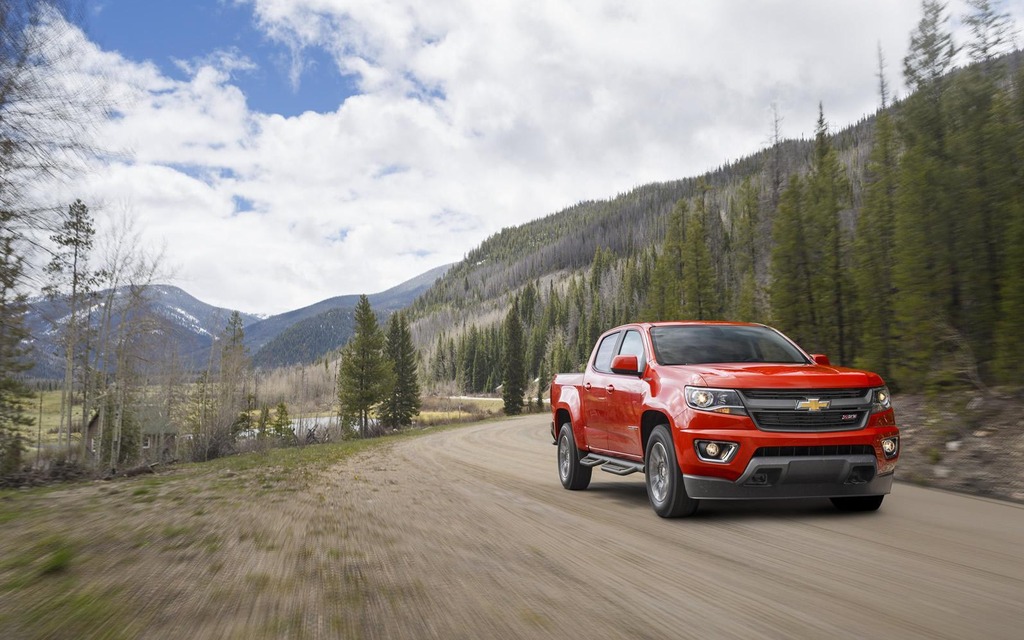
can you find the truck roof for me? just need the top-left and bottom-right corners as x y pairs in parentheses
(624, 320), (767, 329)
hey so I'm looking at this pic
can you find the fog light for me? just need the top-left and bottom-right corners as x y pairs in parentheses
(695, 440), (738, 463)
(881, 437), (899, 459)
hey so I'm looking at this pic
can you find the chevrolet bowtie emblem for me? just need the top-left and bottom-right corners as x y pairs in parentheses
(796, 398), (830, 412)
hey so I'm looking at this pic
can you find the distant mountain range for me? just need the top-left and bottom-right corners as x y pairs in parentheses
(246, 263), (451, 368)
(24, 263), (451, 378)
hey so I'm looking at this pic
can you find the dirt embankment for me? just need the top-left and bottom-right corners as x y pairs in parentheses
(894, 391), (1024, 503)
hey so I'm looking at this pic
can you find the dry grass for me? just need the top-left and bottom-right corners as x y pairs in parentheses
(417, 395), (504, 426)
(0, 425), (454, 639)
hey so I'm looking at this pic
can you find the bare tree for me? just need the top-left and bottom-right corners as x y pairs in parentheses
(90, 210), (167, 468)
(1, 1), (99, 225)
(43, 198), (100, 457)
(1, 1), (101, 469)
(768, 102), (784, 211)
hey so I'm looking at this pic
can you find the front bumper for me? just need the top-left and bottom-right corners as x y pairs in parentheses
(683, 453), (894, 499)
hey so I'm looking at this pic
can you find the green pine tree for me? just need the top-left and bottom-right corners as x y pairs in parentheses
(257, 404), (270, 439)
(992, 66), (1024, 382)
(770, 175), (820, 348)
(892, 0), (957, 388)
(682, 186), (718, 319)
(0, 233), (32, 474)
(536, 358), (547, 410)
(854, 50), (899, 381)
(337, 295), (393, 437)
(272, 402), (292, 440)
(644, 199), (686, 320)
(502, 300), (526, 415)
(733, 177), (762, 321)
(380, 312), (421, 429)
(806, 105), (854, 363)
(993, 192), (1024, 382)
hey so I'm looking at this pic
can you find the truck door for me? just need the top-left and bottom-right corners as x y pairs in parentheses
(581, 331), (619, 452)
(604, 329), (647, 458)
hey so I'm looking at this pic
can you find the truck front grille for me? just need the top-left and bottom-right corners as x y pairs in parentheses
(739, 388), (872, 432)
(749, 410), (867, 432)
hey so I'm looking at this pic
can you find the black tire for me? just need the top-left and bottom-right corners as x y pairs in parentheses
(830, 495), (885, 512)
(645, 425), (699, 518)
(557, 423), (592, 490)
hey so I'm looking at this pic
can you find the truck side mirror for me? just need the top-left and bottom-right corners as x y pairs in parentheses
(610, 354), (641, 376)
(811, 354), (831, 366)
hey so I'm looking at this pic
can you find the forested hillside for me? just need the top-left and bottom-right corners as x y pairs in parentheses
(253, 307), (356, 368)
(411, 5), (1023, 398)
(249, 263), (451, 368)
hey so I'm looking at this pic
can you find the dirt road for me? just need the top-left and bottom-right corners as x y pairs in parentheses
(4, 415), (1023, 639)
(321, 414), (1024, 639)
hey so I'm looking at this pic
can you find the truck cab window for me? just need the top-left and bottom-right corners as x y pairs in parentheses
(592, 332), (620, 372)
(618, 330), (646, 371)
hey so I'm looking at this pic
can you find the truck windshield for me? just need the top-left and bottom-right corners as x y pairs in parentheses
(650, 325), (809, 365)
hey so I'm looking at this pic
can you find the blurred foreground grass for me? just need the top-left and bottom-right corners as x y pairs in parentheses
(0, 424), (464, 639)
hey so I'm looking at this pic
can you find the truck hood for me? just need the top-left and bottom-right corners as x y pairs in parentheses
(661, 363), (884, 389)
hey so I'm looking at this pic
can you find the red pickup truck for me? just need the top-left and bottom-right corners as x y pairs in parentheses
(549, 321), (899, 517)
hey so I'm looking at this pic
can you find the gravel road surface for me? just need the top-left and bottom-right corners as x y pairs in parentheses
(330, 414), (1024, 639)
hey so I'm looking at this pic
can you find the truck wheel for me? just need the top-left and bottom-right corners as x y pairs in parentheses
(557, 423), (592, 490)
(645, 425), (699, 518)
(830, 495), (884, 512)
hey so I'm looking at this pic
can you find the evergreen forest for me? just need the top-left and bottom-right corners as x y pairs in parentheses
(412, 2), (1024, 397)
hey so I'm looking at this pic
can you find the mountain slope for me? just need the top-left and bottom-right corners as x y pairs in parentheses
(407, 134), (826, 334)
(247, 263), (452, 368)
(24, 285), (260, 378)
(251, 307), (356, 368)
(244, 263), (452, 356)
(404, 117), (877, 390)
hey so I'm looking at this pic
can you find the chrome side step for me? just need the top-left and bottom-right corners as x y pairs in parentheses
(580, 454), (644, 476)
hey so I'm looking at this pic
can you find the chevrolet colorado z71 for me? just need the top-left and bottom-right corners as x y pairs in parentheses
(549, 322), (900, 518)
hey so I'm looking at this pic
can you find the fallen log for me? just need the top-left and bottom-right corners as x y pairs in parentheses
(105, 462), (161, 480)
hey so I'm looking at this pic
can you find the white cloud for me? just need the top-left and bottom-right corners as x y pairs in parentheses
(41, 0), (1006, 314)
(173, 48), (259, 78)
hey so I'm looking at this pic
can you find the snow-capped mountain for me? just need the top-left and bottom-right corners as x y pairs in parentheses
(23, 264), (450, 378)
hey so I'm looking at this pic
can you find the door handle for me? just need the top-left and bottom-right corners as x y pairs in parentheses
(584, 383), (592, 391)
(606, 385), (615, 393)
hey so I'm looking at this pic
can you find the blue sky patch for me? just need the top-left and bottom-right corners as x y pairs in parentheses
(328, 228), (350, 243)
(84, 0), (360, 116)
(232, 195), (255, 215)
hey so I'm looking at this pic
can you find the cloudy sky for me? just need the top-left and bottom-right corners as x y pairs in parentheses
(46, 0), (1020, 315)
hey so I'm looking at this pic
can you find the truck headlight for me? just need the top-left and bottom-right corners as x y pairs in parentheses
(684, 386), (747, 415)
(871, 387), (892, 414)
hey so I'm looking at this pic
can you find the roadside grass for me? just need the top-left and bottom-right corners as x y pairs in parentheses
(418, 395), (504, 426)
(0, 420), (479, 639)
(21, 588), (137, 640)
(21, 389), (63, 437)
(13, 389), (66, 458)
